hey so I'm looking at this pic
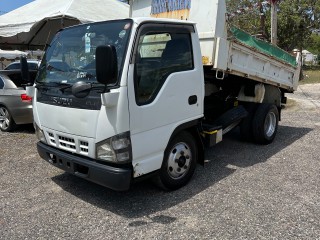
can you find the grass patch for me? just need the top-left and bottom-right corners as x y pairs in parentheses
(300, 69), (320, 85)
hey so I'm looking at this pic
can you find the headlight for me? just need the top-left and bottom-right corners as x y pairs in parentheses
(34, 123), (47, 143)
(96, 139), (116, 162)
(96, 132), (132, 163)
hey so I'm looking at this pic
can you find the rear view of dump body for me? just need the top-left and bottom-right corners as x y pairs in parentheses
(131, 0), (300, 91)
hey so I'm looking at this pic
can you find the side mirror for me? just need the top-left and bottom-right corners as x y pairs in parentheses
(96, 45), (118, 85)
(20, 56), (32, 85)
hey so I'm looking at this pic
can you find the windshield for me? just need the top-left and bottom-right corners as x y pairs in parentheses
(37, 19), (132, 87)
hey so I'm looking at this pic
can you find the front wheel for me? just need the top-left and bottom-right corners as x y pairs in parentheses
(0, 106), (16, 132)
(252, 104), (279, 144)
(155, 131), (197, 190)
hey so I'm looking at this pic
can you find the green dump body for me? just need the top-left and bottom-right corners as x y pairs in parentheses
(230, 27), (297, 67)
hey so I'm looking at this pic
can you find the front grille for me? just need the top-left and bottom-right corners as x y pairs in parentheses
(80, 141), (89, 154)
(46, 131), (89, 156)
(48, 132), (55, 144)
(58, 135), (76, 151)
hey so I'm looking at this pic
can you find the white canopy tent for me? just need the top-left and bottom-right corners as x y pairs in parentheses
(0, 0), (129, 50)
(0, 49), (27, 60)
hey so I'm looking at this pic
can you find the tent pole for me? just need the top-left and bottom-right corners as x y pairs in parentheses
(129, 0), (133, 17)
(27, 20), (48, 49)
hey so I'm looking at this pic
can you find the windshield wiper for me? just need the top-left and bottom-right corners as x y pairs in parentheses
(89, 82), (105, 89)
(35, 82), (72, 91)
(72, 81), (106, 98)
(36, 81), (106, 96)
(59, 83), (73, 92)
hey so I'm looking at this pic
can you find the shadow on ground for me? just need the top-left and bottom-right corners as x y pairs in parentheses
(51, 125), (312, 224)
(205, 125), (312, 168)
(13, 124), (34, 134)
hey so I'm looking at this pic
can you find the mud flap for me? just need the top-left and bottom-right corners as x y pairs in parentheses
(201, 124), (223, 148)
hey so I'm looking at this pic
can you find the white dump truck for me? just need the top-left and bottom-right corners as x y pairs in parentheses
(25, 0), (300, 191)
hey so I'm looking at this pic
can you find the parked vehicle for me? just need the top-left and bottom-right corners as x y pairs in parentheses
(5, 59), (40, 71)
(25, 0), (301, 191)
(0, 74), (33, 131)
(3, 59), (40, 85)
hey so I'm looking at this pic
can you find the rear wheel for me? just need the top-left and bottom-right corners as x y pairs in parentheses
(155, 131), (197, 190)
(240, 103), (258, 142)
(252, 104), (279, 144)
(0, 106), (16, 132)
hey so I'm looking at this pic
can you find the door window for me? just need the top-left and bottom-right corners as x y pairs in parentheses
(134, 25), (194, 105)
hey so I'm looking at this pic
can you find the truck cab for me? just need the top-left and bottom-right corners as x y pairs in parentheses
(32, 18), (205, 191)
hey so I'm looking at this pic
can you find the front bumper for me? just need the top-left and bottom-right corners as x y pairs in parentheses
(37, 142), (132, 191)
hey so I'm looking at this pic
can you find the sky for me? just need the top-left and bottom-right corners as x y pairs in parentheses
(0, 0), (34, 14)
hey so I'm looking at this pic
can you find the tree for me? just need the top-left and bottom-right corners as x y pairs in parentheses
(226, 0), (320, 52)
(272, 0), (320, 51)
(307, 33), (320, 55)
(226, 0), (264, 35)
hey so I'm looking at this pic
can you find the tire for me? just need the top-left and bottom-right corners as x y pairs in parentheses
(155, 131), (197, 190)
(252, 103), (279, 144)
(240, 103), (258, 142)
(0, 106), (16, 132)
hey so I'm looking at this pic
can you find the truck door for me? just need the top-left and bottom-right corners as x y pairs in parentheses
(127, 23), (203, 176)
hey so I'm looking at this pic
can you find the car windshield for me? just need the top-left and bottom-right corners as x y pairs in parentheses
(37, 19), (132, 87)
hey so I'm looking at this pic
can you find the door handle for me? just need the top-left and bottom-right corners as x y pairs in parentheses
(188, 95), (197, 105)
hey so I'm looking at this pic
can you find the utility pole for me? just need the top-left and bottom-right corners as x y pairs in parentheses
(270, 0), (278, 45)
(128, 0), (133, 17)
(258, 0), (266, 39)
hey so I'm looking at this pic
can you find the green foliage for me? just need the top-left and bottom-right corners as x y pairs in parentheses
(307, 33), (320, 55)
(226, 0), (320, 52)
(226, 0), (264, 35)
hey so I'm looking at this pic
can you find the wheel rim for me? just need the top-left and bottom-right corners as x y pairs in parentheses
(0, 107), (10, 130)
(264, 111), (276, 138)
(167, 142), (192, 180)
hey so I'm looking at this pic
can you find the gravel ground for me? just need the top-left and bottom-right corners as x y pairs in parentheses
(1, 84), (320, 240)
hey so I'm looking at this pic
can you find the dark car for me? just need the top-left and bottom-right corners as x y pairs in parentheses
(4, 60), (40, 84)
(4, 60), (40, 71)
(0, 74), (33, 132)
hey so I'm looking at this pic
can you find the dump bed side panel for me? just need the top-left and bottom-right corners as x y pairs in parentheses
(227, 42), (300, 91)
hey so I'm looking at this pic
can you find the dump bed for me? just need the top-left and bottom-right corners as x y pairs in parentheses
(131, 0), (300, 91)
(225, 28), (300, 91)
